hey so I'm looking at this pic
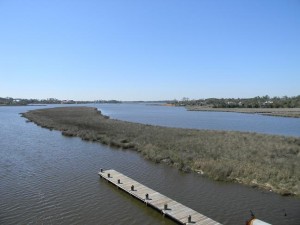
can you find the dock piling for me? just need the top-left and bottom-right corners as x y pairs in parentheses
(164, 203), (168, 210)
(188, 215), (192, 223)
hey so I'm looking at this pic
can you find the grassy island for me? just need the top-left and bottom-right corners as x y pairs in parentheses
(170, 95), (300, 118)
(22, 107), (300, 196)
(185, 106), (300, 118)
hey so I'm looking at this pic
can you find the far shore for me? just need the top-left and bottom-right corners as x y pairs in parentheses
(22, 107), (300, 197)
(184, 106), (300, 118)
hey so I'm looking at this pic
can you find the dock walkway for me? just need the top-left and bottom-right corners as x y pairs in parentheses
(98, 169), (221, 225)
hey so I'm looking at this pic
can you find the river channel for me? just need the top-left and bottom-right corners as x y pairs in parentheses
(0, 104), (299, 225)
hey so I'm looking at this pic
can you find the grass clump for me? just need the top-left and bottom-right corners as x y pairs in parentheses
(22, 107), (300, 196)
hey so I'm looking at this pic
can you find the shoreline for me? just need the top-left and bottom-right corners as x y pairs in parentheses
(185, 106), (300, 118)
(22, 107), (300, 197)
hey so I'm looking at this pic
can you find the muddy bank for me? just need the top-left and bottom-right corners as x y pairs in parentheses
(22, 107), (300, 196)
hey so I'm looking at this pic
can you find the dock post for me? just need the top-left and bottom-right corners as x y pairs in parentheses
(188, 215), (192, 223)
(164, 203), (168, 210)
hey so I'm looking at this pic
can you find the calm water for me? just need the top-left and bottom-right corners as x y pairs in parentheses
(98, 103), (300, 137)
(0, 104), (299, 225)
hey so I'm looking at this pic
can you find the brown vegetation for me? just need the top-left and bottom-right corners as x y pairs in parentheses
(186, 106), (300, 118)
(22, 107), (300, 196)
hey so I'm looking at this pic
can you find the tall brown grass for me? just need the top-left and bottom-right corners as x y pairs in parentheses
(22, 107), (300, 196)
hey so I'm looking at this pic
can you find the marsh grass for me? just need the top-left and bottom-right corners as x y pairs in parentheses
(186, 106), (300, 118)
(22, 107), (300, 196)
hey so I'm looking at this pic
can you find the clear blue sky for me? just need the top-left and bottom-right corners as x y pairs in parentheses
(0, 0), (299, 101)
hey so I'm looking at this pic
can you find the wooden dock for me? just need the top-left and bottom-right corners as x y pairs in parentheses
(98, 169), (222, 225)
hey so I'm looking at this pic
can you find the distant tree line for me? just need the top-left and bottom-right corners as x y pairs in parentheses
(0, 97), (61, 105)
(173, 95), (300, 108)
(0, 97), (122, 106)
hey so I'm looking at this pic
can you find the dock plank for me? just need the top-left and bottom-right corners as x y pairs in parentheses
(98, 169), (221, 225)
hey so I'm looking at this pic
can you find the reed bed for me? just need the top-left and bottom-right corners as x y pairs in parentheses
(22, 107), (300, 196)
(186, 106), (300, 118)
